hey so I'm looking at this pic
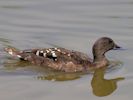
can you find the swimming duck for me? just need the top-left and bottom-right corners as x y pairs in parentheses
(4, 37), (121, 72)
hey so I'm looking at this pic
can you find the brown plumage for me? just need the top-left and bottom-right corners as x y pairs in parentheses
(4, 37), (121, 72)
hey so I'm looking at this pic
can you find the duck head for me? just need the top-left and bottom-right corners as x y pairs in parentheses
(92, 37), (121, 62)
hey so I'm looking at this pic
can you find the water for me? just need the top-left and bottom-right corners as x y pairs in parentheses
(0, 0), (133, 99)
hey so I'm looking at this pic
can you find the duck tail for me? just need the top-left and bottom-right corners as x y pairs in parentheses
(4, 46), (22, 58)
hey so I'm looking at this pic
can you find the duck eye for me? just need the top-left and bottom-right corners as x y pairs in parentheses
(109, 40), (113, 44)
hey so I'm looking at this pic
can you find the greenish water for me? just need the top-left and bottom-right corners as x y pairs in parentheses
(0, 0), (133, 100)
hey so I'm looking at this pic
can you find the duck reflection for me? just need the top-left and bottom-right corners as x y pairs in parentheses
(91, 67), (124, 97)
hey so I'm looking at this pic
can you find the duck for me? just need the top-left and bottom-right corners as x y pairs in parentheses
(4, 37), (121, 72)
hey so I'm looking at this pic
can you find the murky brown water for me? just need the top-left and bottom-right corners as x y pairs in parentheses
(0, 0), (133, 99)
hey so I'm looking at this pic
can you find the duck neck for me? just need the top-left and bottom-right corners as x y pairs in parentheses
(93, 53), (105, 62)
(93, 52), (109, 68)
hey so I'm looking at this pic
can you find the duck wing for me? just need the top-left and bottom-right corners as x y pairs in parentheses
(5, 47), (92, 72)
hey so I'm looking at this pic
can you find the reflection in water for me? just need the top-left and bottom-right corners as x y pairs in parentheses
(3, 55), (126, 94)
(37, 73), (82, 81)
(91, 67), (124, 97)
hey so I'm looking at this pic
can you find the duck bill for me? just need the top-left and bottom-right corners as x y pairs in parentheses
(113, 44), (121, 50)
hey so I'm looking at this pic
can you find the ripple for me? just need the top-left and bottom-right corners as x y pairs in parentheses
(0, 5), (24, 9)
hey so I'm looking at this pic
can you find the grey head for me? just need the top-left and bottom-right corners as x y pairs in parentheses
(92, 37), (121, 62)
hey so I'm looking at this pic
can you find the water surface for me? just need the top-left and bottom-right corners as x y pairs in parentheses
(0, 0), (133, 100)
